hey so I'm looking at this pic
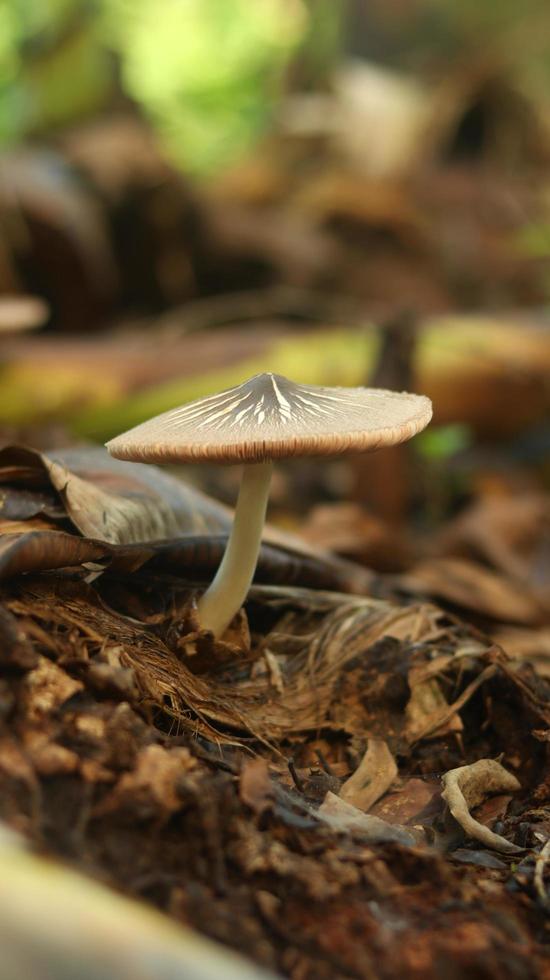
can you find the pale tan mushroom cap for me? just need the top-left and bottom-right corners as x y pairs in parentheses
(106, 373), (432, 464)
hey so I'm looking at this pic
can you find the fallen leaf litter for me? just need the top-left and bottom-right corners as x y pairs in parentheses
(0, 446), (548, 979)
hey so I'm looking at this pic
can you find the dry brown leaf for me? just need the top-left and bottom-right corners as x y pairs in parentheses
(38, 447), (232, 544)
(492, 625), (550, 678)
(370, 777), (442, 827)
(0, 443), (232, 548)
(4, 577), (541, 750)
(0, 530), (114, 580)
(0, 445), (373, 595)
(406, 665), (498, 745)
(437, 493), (550, 610)
(300, 502), (412, 572)
(318, 791), (420, 846)
(441, 759), (522, 855)
(405, 669), (464, 743)
(400, 556), (546, 624)
(339, 739), (397, 812)
(0, 485), (64, 521)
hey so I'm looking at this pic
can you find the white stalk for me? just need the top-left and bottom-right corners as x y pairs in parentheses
(197, 461), (273, 638)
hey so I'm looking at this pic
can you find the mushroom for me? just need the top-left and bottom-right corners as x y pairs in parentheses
(106, 373), (432, 637)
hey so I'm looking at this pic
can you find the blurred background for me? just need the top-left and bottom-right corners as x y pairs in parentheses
(0, 0), (549, 642)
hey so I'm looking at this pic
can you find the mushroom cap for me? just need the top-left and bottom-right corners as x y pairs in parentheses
(106, 373), (432, 465)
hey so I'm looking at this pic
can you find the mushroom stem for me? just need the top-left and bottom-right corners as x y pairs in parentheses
(197, 461), (273, 638)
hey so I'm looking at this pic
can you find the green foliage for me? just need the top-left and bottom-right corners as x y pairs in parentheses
(293, 0), (344, 87)
(416, 424), (471, 461)
(102, 0), (308, 174)
(515, 218), (550, 300)
(4, 0), (548, 176)
(516, 220), (550, 259)
(10, 0), (78, 38)
(0, 0), (315, 174)
(0, 0), (112, 143)
(0, 2), (21, 142)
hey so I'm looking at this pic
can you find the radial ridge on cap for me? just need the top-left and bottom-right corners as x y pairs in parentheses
(106, 372), (433, 464)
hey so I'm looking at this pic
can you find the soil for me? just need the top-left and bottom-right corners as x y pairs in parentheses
(0, 562), (548, 979)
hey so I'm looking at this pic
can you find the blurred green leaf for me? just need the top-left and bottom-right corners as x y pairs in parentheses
(416, 424), (472, 461)
(516, 220), (550, 259)
(0, 0), (113, 143)
(103, 0), (308, 174)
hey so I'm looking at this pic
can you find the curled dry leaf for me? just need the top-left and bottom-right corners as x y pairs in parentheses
(441, 759), (522, 855)
(0, 530), (114, 582)
(0, 445), (373, 595)
(0, 486), (64, 521)
(339, 739), (397, 812)
(25, 445), (232, 544)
